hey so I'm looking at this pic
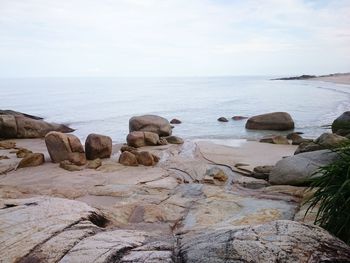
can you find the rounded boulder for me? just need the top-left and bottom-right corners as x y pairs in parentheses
(245, 112), (294, 131)
(85, 133), (112, 160)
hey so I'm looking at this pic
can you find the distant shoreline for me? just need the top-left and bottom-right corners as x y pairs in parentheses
(272, 73), (350, 85)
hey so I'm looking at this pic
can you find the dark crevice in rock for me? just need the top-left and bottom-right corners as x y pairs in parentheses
(104, 246), (134, 263)
(2, 203), (17, 209)
(24, 202), (38, 206)
(88, 211), (109, 228)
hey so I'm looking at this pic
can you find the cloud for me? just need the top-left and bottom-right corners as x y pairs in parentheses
(0, 0), (349, 77)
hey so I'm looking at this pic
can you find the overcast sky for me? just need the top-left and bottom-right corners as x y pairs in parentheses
(0, 0), (349, 77)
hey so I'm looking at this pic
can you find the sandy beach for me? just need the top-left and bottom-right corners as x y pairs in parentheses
(313, 73), (350, 85)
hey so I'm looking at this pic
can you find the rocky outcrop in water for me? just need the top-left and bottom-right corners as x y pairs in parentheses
(129, 115), (172, 136)
(245, 112), (294, 131)
(332, 111), (350, 137)
(0, 111), (73, 138)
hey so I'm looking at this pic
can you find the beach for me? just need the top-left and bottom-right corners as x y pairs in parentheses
(313, 73), (350, 85)
(0, 75), (350, 261)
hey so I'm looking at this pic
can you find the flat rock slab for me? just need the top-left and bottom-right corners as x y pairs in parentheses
(178, 220), (350, 263)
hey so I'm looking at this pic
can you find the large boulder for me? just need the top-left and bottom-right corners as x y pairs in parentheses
(129, 115), (172, 136)
(332, 111), (350, 136)
(178, 220), (350, 263)
(126, 131), (160, 148)
(269, 150), (338, 185)
(45, 131), (86, 165)
(0, 113), (73, 139)
(85, 133), (112, 160)
(245, 112), (294, 131)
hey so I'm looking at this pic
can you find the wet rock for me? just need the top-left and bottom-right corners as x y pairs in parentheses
(16, 148), (33, 158)
(129, 114), (172, 136)
(232, 116), (248, 120)
(286, 133), (311, 145)
(332, 111), (350, 136)
(217, 117), (229, 122)
(59, 160), (83, 172)
(119, 151), (138, 166)
(178, 220), (350, 263)
(87, 158), (102, 169)
(164, 135), (184, 144)
(260, 135), (289, 145)
(286, 132), (303, 139)
(0, 114), (74, 139)
(0, 140), (16, 149)
(252, 165), (274, 180)
(45, 131), (86, 165)
(170, 118), (182, 124)
(126, 131), (160, 148)
(17, 153), (44, 168)
(294, 141), (324, 154)
(246, 112), (294, 131)
(85, 133), (112, 160)
(270, 150), (338, 185)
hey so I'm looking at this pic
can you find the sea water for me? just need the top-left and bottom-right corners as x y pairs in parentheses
(1, 76), (349, 142)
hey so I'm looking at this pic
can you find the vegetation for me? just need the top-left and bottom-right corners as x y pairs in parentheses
(306, 140), (350, 244)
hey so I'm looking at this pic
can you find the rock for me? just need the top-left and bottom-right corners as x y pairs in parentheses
(158, 137), (168, 145)
(0, 140), (16, 149)
(315, 132), (348, 148)
(178, 220), (350, 263)
(164, 135), (184, 144)
(205, 167), (228, 182)
(217, 117), (229, 122)
(286, 132), (303, 139)
(252, 165), (274, 180)
(59, 160), (83, 172)
(45, 131), (86, 165)
(246, 112), (294, 131)
(332, 111), (350, 136)
(0, 114), (74, 139)
(286, 132), (310, 145)
(17, 153), (45, 169)
(126, 131), (160, 148)
(0, 196), (105, 263)
(170, 118), (182, 124)
(202, 175), (215, 184)
(260, 135), (289, 145)
(295, 133), (348, 154)
(269, 150), (338, 185)
(120, 145), (137, 152)
(86, 158), (102, 169)
(119, 151), (138, 166)
(136, 151), (156, 166)
(129, 114), (172, 136)
(0, 155), (9, 160)
(0, 109), (43, 120)
(85, 133), (112, 160)
(232, 116), (248, 120)
(295, 141), (324, 154)
(16, 148), (33, 158)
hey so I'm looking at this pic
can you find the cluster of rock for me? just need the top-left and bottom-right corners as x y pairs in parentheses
(217, 116), (248, 122)
(44, 132), (112, 171)
(119, 146), (160, 166)
(0, 110), (73, 138)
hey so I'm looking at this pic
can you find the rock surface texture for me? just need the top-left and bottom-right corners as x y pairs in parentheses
(178, 220), (350, 263)
(85, 133), (112, 160)
(0, 112), (73, 138)
(45, 131), (86, 165)
(129, 115), (172, 136)
(270, 150), (338, 185)
(246, 112), (294, 131)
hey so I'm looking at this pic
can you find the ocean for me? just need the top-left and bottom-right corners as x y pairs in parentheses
(1, 76), (349, 142)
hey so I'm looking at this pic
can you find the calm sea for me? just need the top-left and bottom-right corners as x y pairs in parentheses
(1, 76), (349, 142)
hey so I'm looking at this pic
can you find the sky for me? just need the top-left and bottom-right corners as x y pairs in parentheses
(0, 0), (349, 77)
